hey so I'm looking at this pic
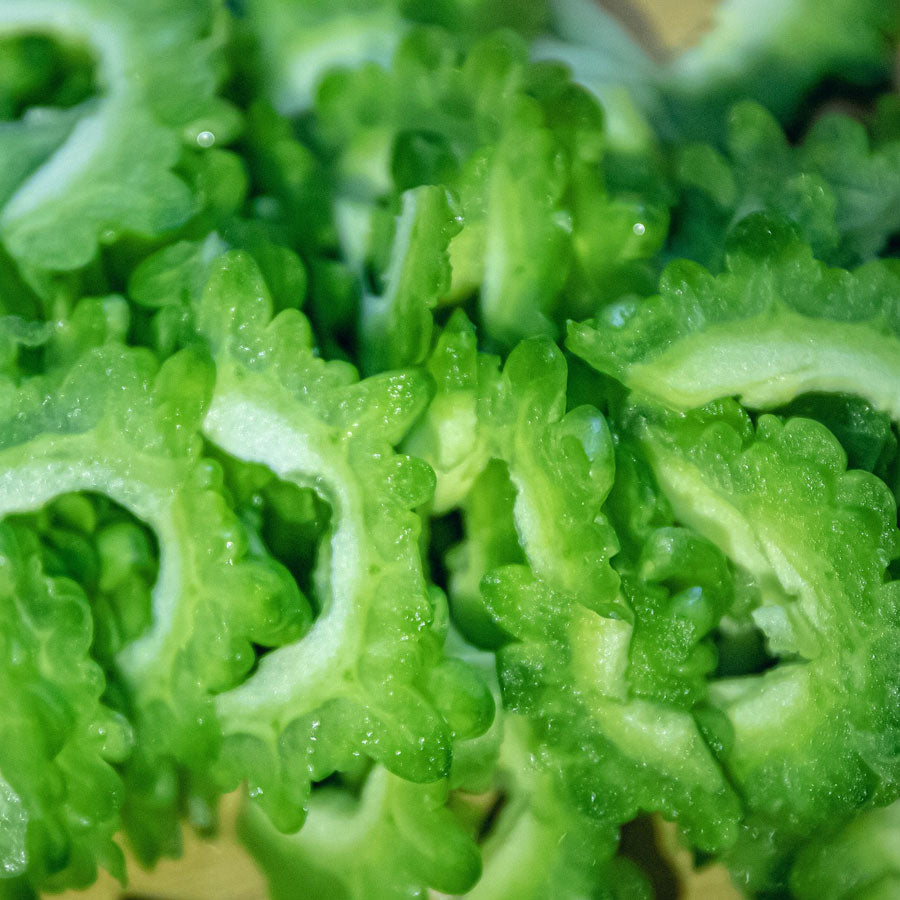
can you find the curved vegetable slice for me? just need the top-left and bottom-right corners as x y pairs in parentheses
(0, 0), (234, 270)
(240, 767), (482, 900)
(568, 220), (900, 419)
(483, 566), (738, 852)
(0, 343), (308, 862)
(0, 523), (131, 893)
(315, 28), (570, 345)
(467, 712), (651, 900)
(484, 340), (621, 611)
(308, 26), (665, 347)
(359, 184), (460, 374)
(421, 335), (741, 850)
(197, 251), (492, 830)
(634, 405), (900, 892)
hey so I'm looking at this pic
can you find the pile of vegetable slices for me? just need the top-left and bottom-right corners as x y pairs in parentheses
(1, 1), (900, 898)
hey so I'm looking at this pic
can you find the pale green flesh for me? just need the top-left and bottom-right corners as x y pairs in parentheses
(709, 664), (832, 780)
(0, 1), (128, 224)
(641, 436), (858, 777)
(590, 694), (728, 787)
(628, 314), (900, 419)
(0, 772), (28, 877)
(203, 376), (367, 733)
(643, 442), (828, 654)
(0, 432), (190, 685)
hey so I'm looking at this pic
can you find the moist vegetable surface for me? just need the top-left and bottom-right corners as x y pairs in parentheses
(1, 1), (900, 898)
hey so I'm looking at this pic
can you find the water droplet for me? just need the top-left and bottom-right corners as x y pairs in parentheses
(196, 130), (216, 148)
(632, 222), (646, 236)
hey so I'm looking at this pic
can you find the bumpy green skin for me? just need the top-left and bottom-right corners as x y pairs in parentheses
(307, 26), (666, 346)
(127, 222), (309, 359)
(633, 404), (900, 892)
(791, 802), (900, 900)
(132, 229), (496, 874)
(0, 524), (131, 893)
(360, 184), (460, 374)
(620, 526), (732, 709)
(0, 0), (238, 271)
(403, 310), (497, 514)
(5, 0), (900, 896)
(568, 220), (900, 420)
(483, 341), (621, 611)
(19, 493), (161, 672)
(777, 394), (897, 480)
(415, 330), (741, 849)
(314, 29), (565, 344)
(432, 637), (653, 900)
(0, 342), (310, 862)
(408, 317), (745, 851)
(239, 767), (482, 900)
(462, 712), (650, 900)
(244, 0), (550, 116)
(489, 694), (663, 900)
(671, 101), (900, 268)
(196, 251), (492, 830)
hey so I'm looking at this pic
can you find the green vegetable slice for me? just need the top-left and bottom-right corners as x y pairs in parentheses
(0, 0), (234, 270)
(244, 0), (551, 117)
(568, 219), (900, 419)
(197, 251), (491, 830)
(0, 523), (131, 893)
(416, 329), (741, 850)
(403, 310), (496, 514)
(670, 101), (900, 267)
(309, 26), (664, 346)
(240, 767), (482, 900)
(467, 715), (649, 900)
(360, 184), (460, 374)
(634, 405), (900, 891)
(0, 343), (307, 860)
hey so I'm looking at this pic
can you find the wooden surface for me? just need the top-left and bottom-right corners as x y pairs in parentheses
(626, 0), (719, 53)
(68, 2), (741, 898)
